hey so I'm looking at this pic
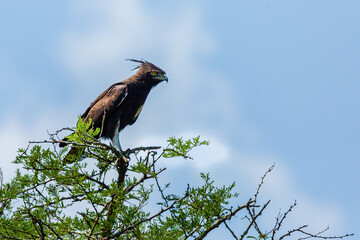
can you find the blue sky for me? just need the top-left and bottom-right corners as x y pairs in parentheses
(0, 0), (359, 238)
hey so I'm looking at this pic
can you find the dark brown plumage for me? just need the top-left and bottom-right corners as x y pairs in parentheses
(60, 59), (167, 159)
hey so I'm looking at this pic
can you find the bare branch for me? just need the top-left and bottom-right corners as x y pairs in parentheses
(224, 221), (238, 239)
(279, 224), (354, 240)
(279, 225), (308, 240)
(239, 200), (271, 240)
(254, 164), (274, 206)
(297, 227), (354, 240)
(271, 200), (297, 240)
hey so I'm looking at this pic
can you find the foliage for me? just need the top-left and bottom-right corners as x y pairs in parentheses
(163, 136), (209, 159)
(0, 119), (354, 239)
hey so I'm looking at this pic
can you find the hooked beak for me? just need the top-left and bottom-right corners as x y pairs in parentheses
(154, 74), (168, 83)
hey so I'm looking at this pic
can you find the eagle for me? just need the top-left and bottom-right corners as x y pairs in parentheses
(60, 59), (168, 160)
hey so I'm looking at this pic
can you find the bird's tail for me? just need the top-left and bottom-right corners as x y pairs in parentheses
(63, 146), (85, 164)
(59, 137), (68, 148)
(59, 133), (75, 147)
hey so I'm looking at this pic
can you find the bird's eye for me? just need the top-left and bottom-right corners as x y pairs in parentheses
(151, 71), (158, 76)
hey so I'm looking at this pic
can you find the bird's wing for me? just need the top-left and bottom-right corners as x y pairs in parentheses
(81, 83), (128, 125)
(60, 84), (127, 148)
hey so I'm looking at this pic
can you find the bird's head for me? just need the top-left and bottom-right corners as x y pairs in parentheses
(127, 59), (168, 86)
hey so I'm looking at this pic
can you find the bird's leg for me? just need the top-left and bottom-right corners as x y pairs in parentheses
(111, 128), (122, 152)
(110, 128), (129, 166)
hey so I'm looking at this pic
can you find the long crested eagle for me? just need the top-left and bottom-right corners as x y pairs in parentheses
(60, 59), (168, 161)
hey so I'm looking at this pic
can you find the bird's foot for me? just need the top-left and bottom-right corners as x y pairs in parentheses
(123, 148), (132, 158)
(110, 142), (122, 153)
(120, 155), (129, 165)
(110, 142), (129, 166)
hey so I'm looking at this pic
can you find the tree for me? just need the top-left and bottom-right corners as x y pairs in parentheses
(0, 119), (354, 239)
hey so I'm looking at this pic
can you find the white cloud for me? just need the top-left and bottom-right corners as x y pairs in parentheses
(60, 1), (215, 84)
(178, 132), (229, 170)
(0, 121), (26, 183)
(0, 108), (74, 183)
(60, 1), (147, 78)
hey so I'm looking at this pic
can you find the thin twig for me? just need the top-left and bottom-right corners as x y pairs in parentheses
(239, 200), (271, 240)
(224, 221), (238, 239)
(279, 225), (308, 240)
(271, 200), (297, 240)
(195, 200), (255, 240)
(254, 164), (274, 206)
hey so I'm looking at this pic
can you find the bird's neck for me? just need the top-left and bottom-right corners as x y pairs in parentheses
(124, 75), (154, 90)
(122, 82), (150, 101)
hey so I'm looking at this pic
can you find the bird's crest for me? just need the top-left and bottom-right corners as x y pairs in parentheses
(126, 58), (150, 71)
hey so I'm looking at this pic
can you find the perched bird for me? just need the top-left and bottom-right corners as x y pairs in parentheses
(60, 59), (168, 161)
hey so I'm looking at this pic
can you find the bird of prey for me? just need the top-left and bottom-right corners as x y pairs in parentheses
(60, 59), (168, 160)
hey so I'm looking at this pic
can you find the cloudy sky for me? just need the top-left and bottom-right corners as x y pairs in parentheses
(0, 0), (359, 238)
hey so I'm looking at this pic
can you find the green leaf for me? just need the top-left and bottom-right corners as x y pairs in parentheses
(163, 136), (209, 159)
